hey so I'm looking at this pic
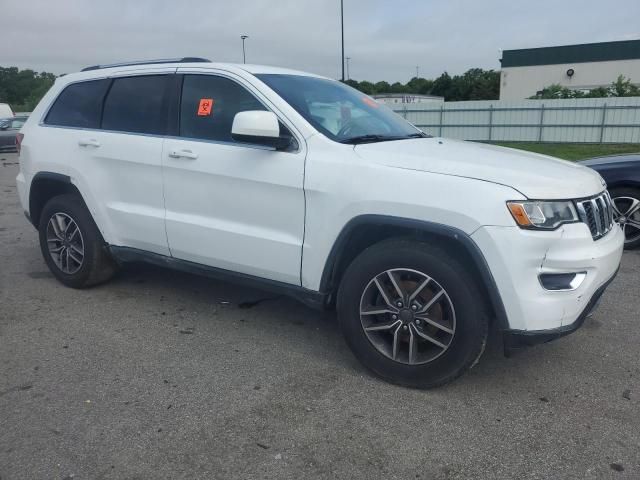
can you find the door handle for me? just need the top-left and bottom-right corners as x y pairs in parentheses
(78, 138), (100, 148)
(168, 149), (198, 160)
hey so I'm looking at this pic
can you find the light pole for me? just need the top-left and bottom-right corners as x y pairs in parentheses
(241, 35), (249, 64)
(346, 57), (351, 80)
(341, 0), (345, 81)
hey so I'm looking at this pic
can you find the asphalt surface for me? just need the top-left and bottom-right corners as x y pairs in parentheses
(1, 152), (639, 480)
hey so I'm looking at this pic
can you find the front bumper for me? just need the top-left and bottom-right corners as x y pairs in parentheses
(472, 221), (624, 332)
(503, 267), (618, 353)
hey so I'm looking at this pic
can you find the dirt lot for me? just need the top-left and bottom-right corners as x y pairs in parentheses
(1, 152), (639, 480)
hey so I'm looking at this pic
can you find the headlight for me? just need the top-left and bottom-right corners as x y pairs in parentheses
(507, 200), (578, 230)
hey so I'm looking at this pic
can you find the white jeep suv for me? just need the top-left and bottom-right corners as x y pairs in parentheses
(16, 58), (624, 388)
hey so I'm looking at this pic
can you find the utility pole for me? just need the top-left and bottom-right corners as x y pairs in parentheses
(346, 57), (351, 80)
(241, 35), (249, 64)
(341, 0), (345, 81)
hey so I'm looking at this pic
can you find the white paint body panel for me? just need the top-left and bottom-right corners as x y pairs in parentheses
(17, 61), (625, 334)
(162, 138), (305, 285)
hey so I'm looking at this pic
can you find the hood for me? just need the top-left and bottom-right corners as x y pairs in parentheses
(354, 138), (605, 199)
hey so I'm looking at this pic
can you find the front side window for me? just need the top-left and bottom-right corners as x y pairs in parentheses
(45, 79), (109, 128)
(256, 74), (426, 144)
(179, 74), (266, 142)
(102, 75), (168, 135)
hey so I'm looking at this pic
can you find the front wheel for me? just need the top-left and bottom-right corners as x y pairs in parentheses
(337, 239), (488, 388)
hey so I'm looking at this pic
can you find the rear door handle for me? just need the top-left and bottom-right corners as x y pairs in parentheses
(78, 138), (100, 148)
(168, 149), (198, 160)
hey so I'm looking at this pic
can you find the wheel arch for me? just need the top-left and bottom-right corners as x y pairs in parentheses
(319, 215), (509, 329)
(28, 172), (84, 228)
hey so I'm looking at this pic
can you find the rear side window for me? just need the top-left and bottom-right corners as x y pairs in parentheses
(45, 79), (109, 128)
(102, 75), (168, 135)
(179, 75), (266, 142)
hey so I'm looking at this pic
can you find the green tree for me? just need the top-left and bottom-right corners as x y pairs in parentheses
(430, 72), (453, 99)
(374, 81), (391, 94)
(529, 84), (584, 99)
(609, 75), (640, 97)
(0, 67), (56, 111)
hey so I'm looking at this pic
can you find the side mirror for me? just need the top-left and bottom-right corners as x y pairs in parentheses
(231, 111), (290, 150)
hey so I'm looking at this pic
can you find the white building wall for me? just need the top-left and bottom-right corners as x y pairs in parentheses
(500, 59), (640, 100)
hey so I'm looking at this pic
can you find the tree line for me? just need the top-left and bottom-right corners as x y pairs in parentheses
(0, 67), (56, 112)
(1, 66), (639, 113)
(344, 68), (501, 101)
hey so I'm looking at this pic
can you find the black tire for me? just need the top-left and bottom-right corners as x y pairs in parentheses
(337, 239), (488, 389)
(610, 187), (640, 249)
(38, 194), (118, 288)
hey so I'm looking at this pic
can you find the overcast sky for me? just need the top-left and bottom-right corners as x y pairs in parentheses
(3, 0), (639, 82)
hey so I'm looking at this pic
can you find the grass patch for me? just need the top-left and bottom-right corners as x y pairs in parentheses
(487, 142), (640, 161)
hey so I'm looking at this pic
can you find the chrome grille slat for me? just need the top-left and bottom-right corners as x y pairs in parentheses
(575, 192), (614, 240)
(591, 199), (602, 236)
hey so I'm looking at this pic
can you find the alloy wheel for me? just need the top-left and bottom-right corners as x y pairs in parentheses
(611, 196), (640, 245)
(46, 212), (85, 274)
(359, 268), (456, 365)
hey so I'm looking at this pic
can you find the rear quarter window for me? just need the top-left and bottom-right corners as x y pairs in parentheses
(44, 79), (110, 128)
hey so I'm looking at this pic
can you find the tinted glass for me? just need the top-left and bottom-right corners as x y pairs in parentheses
(11, 118), (27, 129)
(102, 75), (168, 134)
(180, 75), (266, 142)
(45, 79), (109, 128)
(257, 74), (424, 143)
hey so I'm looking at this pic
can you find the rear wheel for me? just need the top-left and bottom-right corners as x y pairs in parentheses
(38, 194), (118, 288)
(337, 239), (488, 388)
(610, 187), (640, 249)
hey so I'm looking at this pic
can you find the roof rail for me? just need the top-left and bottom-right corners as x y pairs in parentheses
(81, 57), (211, 72)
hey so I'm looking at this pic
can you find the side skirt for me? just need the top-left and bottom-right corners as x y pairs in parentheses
(108, 246), (329, 311)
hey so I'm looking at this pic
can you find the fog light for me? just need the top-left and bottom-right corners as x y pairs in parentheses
(539, 272), (587, 291)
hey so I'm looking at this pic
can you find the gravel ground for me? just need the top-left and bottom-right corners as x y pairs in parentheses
(1, 152), (638, 480)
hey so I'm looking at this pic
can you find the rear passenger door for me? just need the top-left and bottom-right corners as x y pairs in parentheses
(161, 72), (306, 285)
(66, 73), (171, 255)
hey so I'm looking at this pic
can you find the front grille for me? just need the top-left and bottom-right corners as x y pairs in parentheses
(575, 192), (614, 240)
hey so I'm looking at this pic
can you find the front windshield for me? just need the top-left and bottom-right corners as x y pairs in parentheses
(256, 74), (427, 144)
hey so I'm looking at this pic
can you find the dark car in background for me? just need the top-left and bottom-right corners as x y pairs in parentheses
(580, 154), (640, 249)
(0, 116), (28, 153)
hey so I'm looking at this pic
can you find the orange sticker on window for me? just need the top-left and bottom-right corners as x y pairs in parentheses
(362, 97), (379, 108)
(197, 98), (214, 116)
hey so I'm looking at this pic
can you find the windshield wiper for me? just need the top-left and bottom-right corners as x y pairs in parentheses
(339, 134), (403, 145)
(339, 132), (429, 144)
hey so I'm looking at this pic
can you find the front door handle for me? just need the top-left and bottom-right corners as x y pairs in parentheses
(78, 138), (100, 148)
(168, 149), (198, 160)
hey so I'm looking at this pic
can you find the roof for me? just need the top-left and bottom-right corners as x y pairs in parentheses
(63, 61), (326, 84)
(500, 39), (640, 68)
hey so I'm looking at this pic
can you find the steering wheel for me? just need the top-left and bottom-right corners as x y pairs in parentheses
(336, 119), (359, 138)
(337, 116), (391, 139)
